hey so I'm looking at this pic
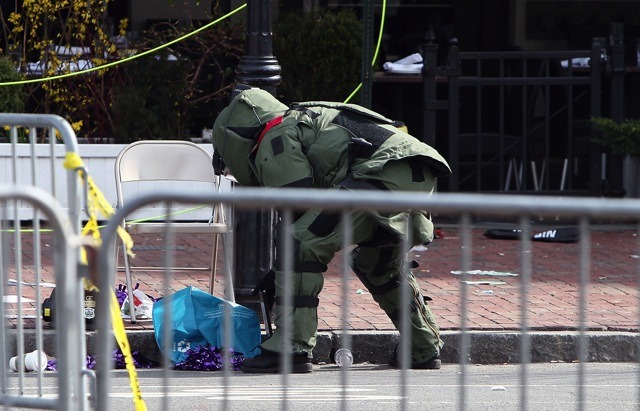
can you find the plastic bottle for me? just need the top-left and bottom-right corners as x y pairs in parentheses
(334, 348), (353, 368)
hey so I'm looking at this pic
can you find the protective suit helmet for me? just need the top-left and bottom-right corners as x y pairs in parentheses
(212, 88), (288, 185)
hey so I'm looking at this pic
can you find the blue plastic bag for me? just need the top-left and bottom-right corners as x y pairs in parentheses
(152, 286), (261, 363)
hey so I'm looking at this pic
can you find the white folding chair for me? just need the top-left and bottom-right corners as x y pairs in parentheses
(114, 140), (228, 322)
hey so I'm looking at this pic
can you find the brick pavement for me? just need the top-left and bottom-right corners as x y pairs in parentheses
(112, 223), (640, 334)
(7, 224), (639, 334)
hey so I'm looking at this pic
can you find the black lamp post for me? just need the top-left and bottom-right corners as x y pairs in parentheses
(236, 0), (281, 94)
(231, 0), (281, 304)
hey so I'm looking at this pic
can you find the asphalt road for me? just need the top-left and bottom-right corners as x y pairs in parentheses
(96, 362), (640, 410)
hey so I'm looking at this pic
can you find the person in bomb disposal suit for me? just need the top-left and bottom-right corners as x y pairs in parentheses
(212, 88), (451, 373)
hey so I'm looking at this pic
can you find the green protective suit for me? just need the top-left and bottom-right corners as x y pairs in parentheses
(213, 88), (451, 363)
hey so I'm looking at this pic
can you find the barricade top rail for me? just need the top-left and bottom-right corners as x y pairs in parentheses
(102, 188), (640, 230)
(1, 114), (88, 410)
(0, 112), (84, 230)
(0, 113), (79, 153)
(0, 184), (82, 411)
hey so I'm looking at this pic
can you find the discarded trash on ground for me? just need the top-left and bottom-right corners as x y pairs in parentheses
(45, 349), (157, 371)
(483, 227), (580, 243)
(117, 283), (156, 320)
(152, 286), (261, 364)
(451, 270), (519, 277)
(172, 345), (244, 371)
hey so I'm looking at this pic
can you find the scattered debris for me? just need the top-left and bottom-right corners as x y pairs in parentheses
(7, 279), (56, 288)
(461, 280), (506, 285)
(484, 227), (580, 243)
(451, 270), (519, 277)
(3, 295), (34, 303)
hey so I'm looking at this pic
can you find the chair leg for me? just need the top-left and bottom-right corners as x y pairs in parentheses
(505, 158), (523, 191)
(530, 161), (539, 191)
(209, 233), (219, 295)
(560, 158), (568, 190)
(505, 159), (514, 191)
(122, 239), (137, 323)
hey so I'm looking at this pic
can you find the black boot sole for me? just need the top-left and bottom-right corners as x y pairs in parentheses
(389, 356), (441, 369)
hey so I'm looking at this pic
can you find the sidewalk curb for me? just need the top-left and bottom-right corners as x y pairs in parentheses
(119, 330), (638, 365)
(11, 330), (637, 365)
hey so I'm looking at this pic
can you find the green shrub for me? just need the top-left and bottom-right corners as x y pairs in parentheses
(109, 16), (244, 143)
(1, 2), (243, 141)
(591, 117), (640, 157)
(274, 9), (362, 103)
(0, 56), (26, 113)
(110, 54), (191, 143)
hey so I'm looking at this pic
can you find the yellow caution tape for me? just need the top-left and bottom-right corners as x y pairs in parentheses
(63, 152), (134, 256)
(110, 289), (147, 411)
(63, 151), (146, 410)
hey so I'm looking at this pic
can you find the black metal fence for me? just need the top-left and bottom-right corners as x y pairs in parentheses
(422, 37), (629, 196)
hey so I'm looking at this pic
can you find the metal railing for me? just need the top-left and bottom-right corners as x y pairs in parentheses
(0, 114), (90, 410)
(423, 39), (606, 194)
(0, 114), (83, 225)
(0, 186), (88, 410)
(95, 187), (640, 410)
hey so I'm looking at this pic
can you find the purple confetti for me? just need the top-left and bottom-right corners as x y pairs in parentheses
(44, 349), (157, 371)
(115, 284), (128, 306)
(173, 345), (244, 371)
(86, 355), (96, 370)
(45, 358), (57, 371)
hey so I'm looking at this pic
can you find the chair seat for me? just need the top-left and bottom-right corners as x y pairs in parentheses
(125, 221), (228, 235)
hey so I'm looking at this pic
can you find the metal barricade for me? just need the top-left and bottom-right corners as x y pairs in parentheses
(95, 188), (640, 410)
(0, 186), (87, 410)
(0, 113), (83, 227)
(0, 114), (90, 410)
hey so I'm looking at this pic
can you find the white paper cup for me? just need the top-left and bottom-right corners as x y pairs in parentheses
(9, 350), (48, 372)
